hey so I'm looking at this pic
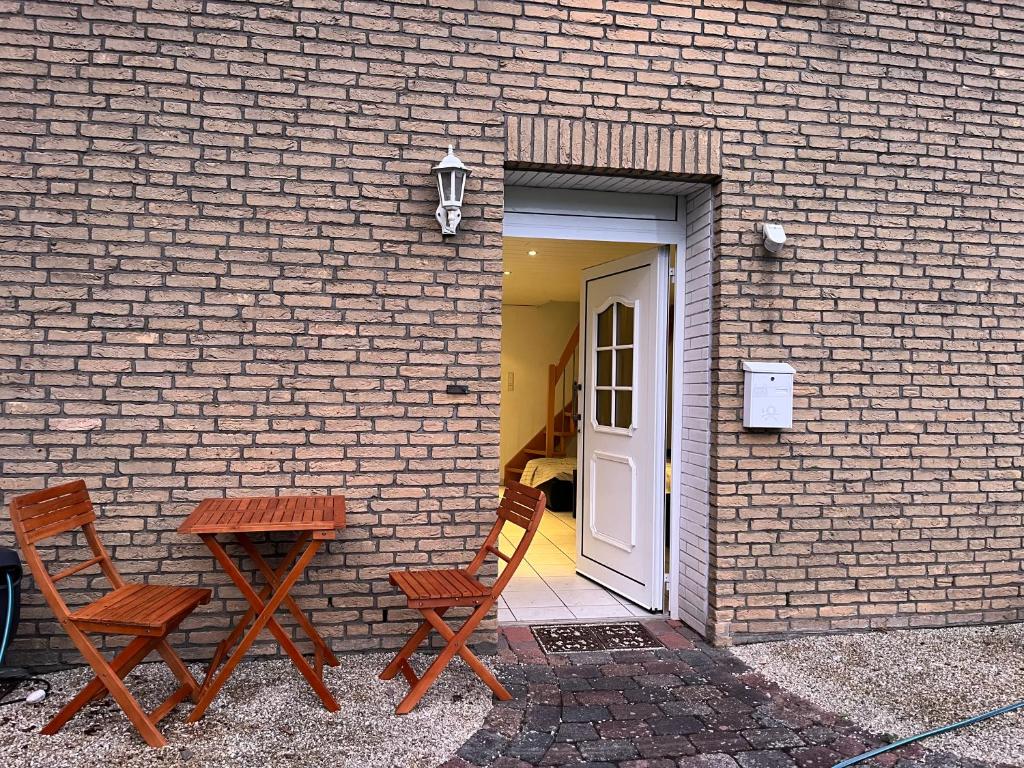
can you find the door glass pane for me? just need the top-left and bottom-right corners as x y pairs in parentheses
(616, 303), (634, 345)
(597, 306), (613, 347)
(594, 300), (637, 430)
(615, 348), (633, 388)
(596, 350), (612, 387)
(596, 389), (612, 426)
(614, 389), (632, 429)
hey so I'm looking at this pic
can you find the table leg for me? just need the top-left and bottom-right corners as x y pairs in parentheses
(235, 532), (340, 668)
(199, 534), (313, 688)
(189, 534), (340, 722)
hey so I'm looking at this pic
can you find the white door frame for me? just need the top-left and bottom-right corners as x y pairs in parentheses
(504, 186), (687, 620)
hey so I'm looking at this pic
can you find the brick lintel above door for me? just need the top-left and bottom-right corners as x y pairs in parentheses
(505, 115), (721, 179)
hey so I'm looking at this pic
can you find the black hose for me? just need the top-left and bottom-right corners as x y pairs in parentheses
(0, 673), (51, 706)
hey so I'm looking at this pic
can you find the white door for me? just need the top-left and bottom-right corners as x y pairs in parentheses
(576, 247), (669, 610)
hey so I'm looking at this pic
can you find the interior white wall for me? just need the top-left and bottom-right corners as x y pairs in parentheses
(676, 187), (714, 630)
(499, 302), (580, 471)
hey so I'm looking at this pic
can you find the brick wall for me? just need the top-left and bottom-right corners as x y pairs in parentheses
(1, 1), (1023, 664)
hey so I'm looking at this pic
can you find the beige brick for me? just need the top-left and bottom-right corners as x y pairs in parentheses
(1, 0), (1022, 667)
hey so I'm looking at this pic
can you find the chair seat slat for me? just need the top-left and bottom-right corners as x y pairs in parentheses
(71, 584), (210, 634)
(415, 571), (441, 598)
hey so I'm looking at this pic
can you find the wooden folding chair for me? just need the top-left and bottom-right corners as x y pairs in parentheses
(9, 481), (211, 747)
(380, 481), (546, 713)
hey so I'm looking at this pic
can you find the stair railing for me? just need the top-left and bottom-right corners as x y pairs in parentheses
(545, 324), (580, 457)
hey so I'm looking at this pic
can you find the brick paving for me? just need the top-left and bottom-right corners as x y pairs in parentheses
(439, 621), (1005, 768)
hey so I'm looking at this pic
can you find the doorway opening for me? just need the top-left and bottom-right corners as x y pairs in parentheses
(497, 173), (715, 632)
(498, 238), (663, 623)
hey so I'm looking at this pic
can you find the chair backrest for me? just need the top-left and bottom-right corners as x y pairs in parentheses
(9, 480), (124, 619)
(468, 481), (546, 597)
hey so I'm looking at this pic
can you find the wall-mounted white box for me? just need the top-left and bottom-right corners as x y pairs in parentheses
(742, 361), (796, 429)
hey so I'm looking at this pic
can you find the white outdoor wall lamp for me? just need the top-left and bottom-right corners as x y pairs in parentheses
(433, 145), (471, 236)
(762, 222), (787, 254)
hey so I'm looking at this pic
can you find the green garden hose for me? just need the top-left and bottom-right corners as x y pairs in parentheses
(833, 699), (1024, 768)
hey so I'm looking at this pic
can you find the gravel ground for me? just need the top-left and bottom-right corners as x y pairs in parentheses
(0, 652), (493, 768)
(732, 623), (1024, 767)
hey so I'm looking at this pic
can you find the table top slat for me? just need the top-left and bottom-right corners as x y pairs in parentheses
(178, 494), (346, 535)
(242, 498), (262, 527)
(216, 500), (233, 528)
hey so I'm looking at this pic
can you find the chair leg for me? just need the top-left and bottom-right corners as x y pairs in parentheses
(395, 603), (497, 715)
(56, 625), (167, 748)
(150, 681), (194, 725)
(43, 636), (158, 735)
(379, 607), (449, 681)
(398, 659), (420, 687)
(422, 608), (511, 702)
(155, 640), (202, 703)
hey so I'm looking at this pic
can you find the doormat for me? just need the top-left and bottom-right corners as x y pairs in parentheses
(531, 622), (663, 654)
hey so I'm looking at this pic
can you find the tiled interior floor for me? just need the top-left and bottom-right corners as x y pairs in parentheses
(497, 509), (656, 623)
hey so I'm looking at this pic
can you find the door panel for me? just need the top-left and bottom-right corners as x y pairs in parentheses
(589, 452), (636, 551)
(577, 247), (669, 610)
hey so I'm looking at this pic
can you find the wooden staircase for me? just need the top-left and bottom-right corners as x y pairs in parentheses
(503, 325), (580, 486)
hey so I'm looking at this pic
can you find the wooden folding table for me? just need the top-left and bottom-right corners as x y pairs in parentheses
(178, 493), (345, 721)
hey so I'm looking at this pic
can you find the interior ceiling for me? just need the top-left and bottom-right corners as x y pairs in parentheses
(503, 238), (653, 306)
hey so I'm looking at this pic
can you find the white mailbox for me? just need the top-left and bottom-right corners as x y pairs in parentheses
(742, 361), (796, 429)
